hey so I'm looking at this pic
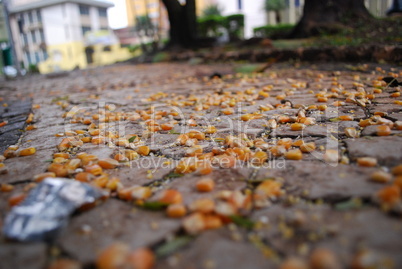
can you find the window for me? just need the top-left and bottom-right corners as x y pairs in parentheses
(81, 26), (91, 36)
(39, 30), (45, 42)
(31, 31), (36, 43)
(25, 51), (32, 65)
(238, 0), (242, 10)
(37, 10), (42, 22)
(42, 49), (48, 60)
(35, 52), (40, 63)
(29, 52), (33, 64)
(23, 33), (28, 45)
(28, 12), (33, 23)
(79, 5), (90, 15)
(98, 8), (107, 17)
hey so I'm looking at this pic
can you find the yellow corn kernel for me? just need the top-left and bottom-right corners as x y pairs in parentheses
(357, 157), (377, 167)
(285, 149), (303, 160)
(124, 150), (139, 160)
(47, 163), (68, 177)
(19, 147), (36, 156)
(158, 189), (183, 204)
(75, 172), (94, 182)
(370, 171), (392, 183)
(85, 164), (103, 175)
(166, 204), (187, 218)
(137, 145), (150, 156)
(196, 177), (215, 192)
(377, 125), (391, 136)
(188, 198), (215, 214)
(290, 123), (305, 131)
(98, 158), (119, 169)
(54, 152), (70, 159)
(33, 172), (56, 182)
(300, 142), (316, 153)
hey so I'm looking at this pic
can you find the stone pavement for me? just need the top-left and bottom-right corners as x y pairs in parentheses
(0, 62), (401, 269)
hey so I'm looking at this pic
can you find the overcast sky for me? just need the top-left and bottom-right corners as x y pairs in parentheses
(107, 0), (128, 29)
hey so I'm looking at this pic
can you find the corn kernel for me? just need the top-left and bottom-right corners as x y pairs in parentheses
(188, 198), (215, 213)
(158, 189), (182, 204)
(75, 172), (94, 182)
(166, 204), (187, 218)
(290, 123), (305, 131)
(256, 180), (283, 198)
(357, 157), (377, 167)
(285, 149), (303, 160)
(309, 248), (340, 269)
(344, 127), (359, 138)
(131, 186), (152, 200)
(19, 147), (36, 156)
(376, 185), (401, 207)
(9, 193), (26, 207)
(392, 164), (402, 176)
(300, 142), (316, 153)
(196, 177), (215, 192)
(376, 125), (391, 136)
(137, 145), (150, 156)
(1, 183), (14, 192)
(33, 172), (56, 182)
(96, 243), (130, 269)
(98, 158), (119, 169)
(124, 150), (139, 160)
(370, 171), (392, 183)
(85, 164), (103, 175)
(54, 152), (70, 159)
(47, 163), (68, 177)
(126, 248), (155, 269)
(182, 213), (206, 235)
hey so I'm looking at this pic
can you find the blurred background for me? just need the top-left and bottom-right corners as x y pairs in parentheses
(0, 0), (400, 75)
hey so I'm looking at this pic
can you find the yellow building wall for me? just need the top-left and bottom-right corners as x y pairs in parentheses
(38, 42), (132, 74)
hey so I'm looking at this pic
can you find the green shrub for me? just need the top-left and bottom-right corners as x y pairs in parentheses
(253, 24), (294, 38)
(198, 15), (225, 37)
(223, 14), (244, 41)
(28, 64), (39, 73)
(198, 14), (244, 41)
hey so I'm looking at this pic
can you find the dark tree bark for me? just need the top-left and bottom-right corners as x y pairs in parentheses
(161, 0), (197, 48)
(290, 0), (372, 38)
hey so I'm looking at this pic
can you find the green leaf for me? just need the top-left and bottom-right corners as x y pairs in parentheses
(329, 117), (341, 122)
(230, 215), (255, 229)
(155, 236), (194, 258)
(128, 135), (137, 143)
(141, 201), (169, 211)
(168, 130), (180, 134)
(335, 198), (362, 211)
(214, 138), (225, 142)
(44, 159), (53, 163)
(165, 172), (184, 179)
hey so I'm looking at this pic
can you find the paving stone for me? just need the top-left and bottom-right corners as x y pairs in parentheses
(151, 168), (247, 205)
(57, 199), (181, 265)
(0, 149), (51, 183)
(0, 242), (47, 269)
(155, 228), (276, 269)
(345, 136), (402, 166)
(239, 160), (382, 201)
(252, 204), (402, 267)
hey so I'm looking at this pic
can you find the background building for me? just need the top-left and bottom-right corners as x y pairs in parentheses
(210, 0), (394, 38)
(7, 0), (131, 73)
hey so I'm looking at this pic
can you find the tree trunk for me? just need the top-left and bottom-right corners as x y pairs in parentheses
(290, 0), (372, 38)
(161, 0), (197, 48)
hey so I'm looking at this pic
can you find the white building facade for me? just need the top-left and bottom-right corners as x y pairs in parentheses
(208, 0), (394, 38)
(9, 0), (111, 69)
